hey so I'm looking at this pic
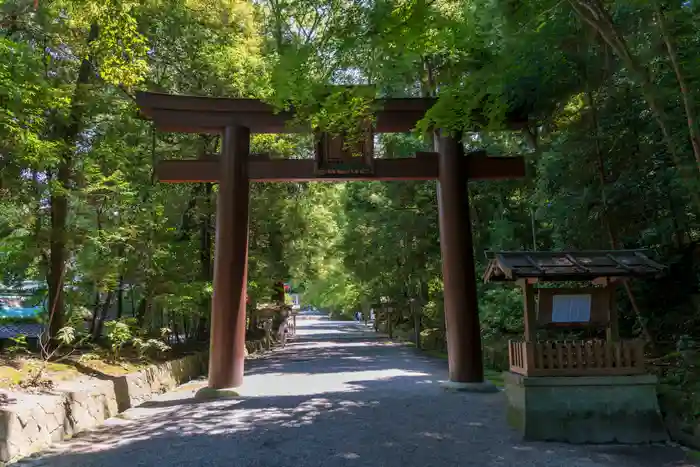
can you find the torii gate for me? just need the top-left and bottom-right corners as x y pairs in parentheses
(135, 91), (527, 392)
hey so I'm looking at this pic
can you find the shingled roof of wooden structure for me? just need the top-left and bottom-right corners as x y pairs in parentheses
(482, 250), (667, 282)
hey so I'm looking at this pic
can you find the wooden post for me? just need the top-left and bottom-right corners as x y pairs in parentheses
(517, 279), (537, 373)
(208, 125), (250, 390)
(517, 279), (537, 342)
(387, 307), (393, 338)
(273, 281), (285, 303)
(412, 299), (422, 349)
(436, 131), (485, 384)
(606, 284), (620, 341)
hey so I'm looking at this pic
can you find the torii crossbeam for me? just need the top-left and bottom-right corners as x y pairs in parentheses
(136, 91), (527, 392)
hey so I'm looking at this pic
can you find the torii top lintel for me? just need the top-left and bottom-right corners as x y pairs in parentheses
(135, 91), (528, 183)
(135, 91), (526, 134)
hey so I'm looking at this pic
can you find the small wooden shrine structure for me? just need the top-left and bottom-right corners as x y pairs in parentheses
(484, 250), (669, 443)
(483, 249), (665, 377)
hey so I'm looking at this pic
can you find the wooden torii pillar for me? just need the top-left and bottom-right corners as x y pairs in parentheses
(209, 125), (250, 388)
(135, 91), (527, 391)
(436, 132), (489, 388)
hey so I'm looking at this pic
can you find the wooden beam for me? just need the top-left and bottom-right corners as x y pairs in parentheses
(147, 108), (297, 134)
(137, 92), (436, 134)
(136, 91), (437, 114)
(136, 92), (528, 134)
(145, 108), (430, 134)
(137, 92), (278, 113)
(155, 154), (526, 183)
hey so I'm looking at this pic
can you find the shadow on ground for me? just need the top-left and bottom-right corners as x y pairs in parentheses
(15, 327), (698, 467)
(245, 339), (441, 377)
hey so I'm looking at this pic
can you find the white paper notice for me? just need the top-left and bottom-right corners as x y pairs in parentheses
(551, 294), (592, 323)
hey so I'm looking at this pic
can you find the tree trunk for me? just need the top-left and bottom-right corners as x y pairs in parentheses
(116, 275), (124, 319)
(198, 183), (213, 341)
(130, 287), (136, 317)
(92, 289), (115, 341)
(48, 23), (99, 340)
(177, 186), (200, 241)
(247, 301), (258, 333)
(412, 300), (422, 350)
(136, 297), (149, 327)
(585, 87), (656, 350)
(568, 0), (700, 210)
(90, 290), (100, 337)
(654, 2), (700, 171)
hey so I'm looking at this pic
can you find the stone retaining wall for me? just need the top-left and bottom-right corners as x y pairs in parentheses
(0, 352), (207, 464)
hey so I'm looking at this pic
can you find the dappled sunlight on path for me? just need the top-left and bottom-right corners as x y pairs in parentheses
(15, 319), (697, 467)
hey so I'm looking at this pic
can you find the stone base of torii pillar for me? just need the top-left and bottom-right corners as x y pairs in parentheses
(439, 380), (498, 393)
(194, 386), (241, 400)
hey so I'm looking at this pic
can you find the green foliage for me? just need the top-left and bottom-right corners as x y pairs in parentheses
(479, 288), (524, 339)
(78, 352), (102, 363)
(104, 317), (170, 361)
(7, 335), (29, 356)
(0, 315), (42, 325)
(133, 337), (171, 360)
(55, 326), (77, 346)
(104, 319), (135, 361)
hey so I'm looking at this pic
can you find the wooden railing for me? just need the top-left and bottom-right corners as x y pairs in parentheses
(508, 339), (646, 376)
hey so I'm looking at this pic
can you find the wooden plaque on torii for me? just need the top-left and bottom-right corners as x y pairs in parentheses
(314, 122), (374, 176)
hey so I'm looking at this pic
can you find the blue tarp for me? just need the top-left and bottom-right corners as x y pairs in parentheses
(0, 323), (43, 338)
(0, 306), (42, 319)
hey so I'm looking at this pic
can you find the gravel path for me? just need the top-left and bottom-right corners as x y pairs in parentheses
(16, 318), (697, 467)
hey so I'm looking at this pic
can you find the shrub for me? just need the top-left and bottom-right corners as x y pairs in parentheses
(104, 320), (133, 361)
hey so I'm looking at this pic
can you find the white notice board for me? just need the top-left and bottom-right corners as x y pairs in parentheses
(551, 294), (592, 323)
